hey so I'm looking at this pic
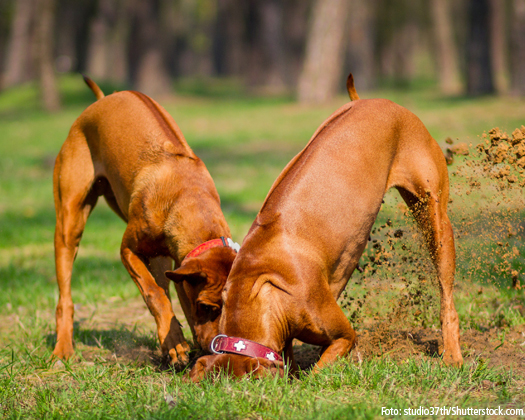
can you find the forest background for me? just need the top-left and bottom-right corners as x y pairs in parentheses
(2, 0), (525, 109)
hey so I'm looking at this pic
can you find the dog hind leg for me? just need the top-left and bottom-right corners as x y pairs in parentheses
(394, 145), (463, 366)
(53, 137), (99, 360)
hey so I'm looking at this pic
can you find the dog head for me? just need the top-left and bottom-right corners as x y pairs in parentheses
(189, 353), (285, 382)
(165, 246), (236, 349)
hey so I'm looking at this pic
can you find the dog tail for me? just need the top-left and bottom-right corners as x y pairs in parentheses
(82, 75), (105, 100)
(346, 73), (360, 101)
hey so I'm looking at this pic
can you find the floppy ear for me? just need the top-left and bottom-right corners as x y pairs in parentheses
(189, 355), (215, 382)
(165, 259), (208, 284)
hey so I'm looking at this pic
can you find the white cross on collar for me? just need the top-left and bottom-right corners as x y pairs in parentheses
(233, 340), (246, 351)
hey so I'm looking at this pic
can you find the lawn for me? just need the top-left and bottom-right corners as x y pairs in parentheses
(0, 75), (524, 419)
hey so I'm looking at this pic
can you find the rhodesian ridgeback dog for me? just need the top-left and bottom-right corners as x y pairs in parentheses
(52, 77), (238, 368)
(190, 74), (463, 380)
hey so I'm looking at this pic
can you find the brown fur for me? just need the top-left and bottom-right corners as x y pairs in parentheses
(52, 77), (236, 367)
(191, 74), (463, 380)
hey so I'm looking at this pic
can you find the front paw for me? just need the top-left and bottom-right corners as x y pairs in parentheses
(52, 341), (75, 361)
(167, 342), (191, 369)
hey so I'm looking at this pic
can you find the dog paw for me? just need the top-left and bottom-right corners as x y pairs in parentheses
(441, 349), (463, 367)
(52, 343), (75, 361)
(168, 342), (191, 369)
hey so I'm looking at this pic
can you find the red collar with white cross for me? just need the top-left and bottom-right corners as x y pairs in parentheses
(182, 237), (240, 264)
(210, 334), (283, 362)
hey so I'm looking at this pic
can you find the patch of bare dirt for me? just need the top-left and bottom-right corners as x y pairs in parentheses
(292, 326), (525, 375)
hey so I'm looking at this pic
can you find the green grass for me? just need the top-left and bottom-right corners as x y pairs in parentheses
(1, 75), (524, 419)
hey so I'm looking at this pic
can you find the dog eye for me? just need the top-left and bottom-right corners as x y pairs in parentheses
(196, 303), (220, 318)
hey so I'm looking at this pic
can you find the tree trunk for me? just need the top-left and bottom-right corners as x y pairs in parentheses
(510, 0), (525, 95)
(430, 0), (462, 95)
(130, 0), (171, 96)
(297, 0), (349, 103)
(109, 1), (131, 83)
(2, 0), (35, 87)
(37, 0), (61, 111)
(490, 0), (509, 94)
(466, 0), (494, 96)
(283, 0), (311, 86)
(259, 0), (288, 91)
(86, 2), (110, 79)
(346, 0), (376, 90)
(213, 0), (246, 76)
(86, 0), (130, 82)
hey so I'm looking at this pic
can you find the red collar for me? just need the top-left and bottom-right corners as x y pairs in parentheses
(210, 334), (283, 362)
(183, 237), (239, 263)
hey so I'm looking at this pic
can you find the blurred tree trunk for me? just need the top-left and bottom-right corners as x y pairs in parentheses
(466, 0), (494, 95)
(2, 0), (35, 87)
(283, 0), (311, 85)
(130, 0), (171, 96)
(258, 0), (288, 91)
(510, 0), (525, 95)
(37, 0), (61, 111)
(86, 1), (110, 79)
(375, 0), (425, 86)
(193, 0), (216, 76)
(86, 0), (130, 82)
(297, 0), (349, 103)
(55, 1), (79, 73)
(430, 0), (462, 95)
(346, 0), (376, 90)
(490, 0), (509, 94)
(213, 0), (246, 76)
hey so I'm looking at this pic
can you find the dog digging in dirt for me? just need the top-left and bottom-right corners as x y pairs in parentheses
(190, 74), (463, 381)
(52, 76), (239, 368)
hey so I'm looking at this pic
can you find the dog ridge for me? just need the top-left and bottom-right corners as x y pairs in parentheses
(52, 77), (237, 368)
(190, 73), (462, 381)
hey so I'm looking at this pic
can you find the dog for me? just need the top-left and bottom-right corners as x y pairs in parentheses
(190, 74), (463, 380)
(52, 76), (238, 368)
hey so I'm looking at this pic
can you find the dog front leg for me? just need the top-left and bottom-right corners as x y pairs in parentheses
(301, 296), (357, 372)
(121, 240), (190, 368)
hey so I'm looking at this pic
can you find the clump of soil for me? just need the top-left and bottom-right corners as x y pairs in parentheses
(477, 127), (525, 188)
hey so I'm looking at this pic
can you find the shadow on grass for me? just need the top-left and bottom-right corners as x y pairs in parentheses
(45, 324), (164, 366)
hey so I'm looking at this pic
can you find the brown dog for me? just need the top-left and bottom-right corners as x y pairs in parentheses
(52, 77), (238, 367)
(190, 74), (463, 380)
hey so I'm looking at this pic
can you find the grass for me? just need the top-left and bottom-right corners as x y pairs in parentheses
(1, 74), (524, 419)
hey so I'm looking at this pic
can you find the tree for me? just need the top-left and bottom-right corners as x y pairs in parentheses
(86, 0), (130, 82)
(36, 0), (61, 111)
(297, 0), (349, 103)
(257, 0), (288, 91)
(2, 0), (35, 87)
(346, 0), (376, 90)
(129, 0), (171, 96)
(213, 0), (246, 77)
(466, 0), (494, 95)
(510, 0), (525, 95)
(489, 0), (509, 94)
(430, 0), (462, 94)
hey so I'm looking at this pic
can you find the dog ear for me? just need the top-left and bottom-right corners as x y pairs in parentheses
(165, 259), (208, 284)
(189, 355), (215, 382)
